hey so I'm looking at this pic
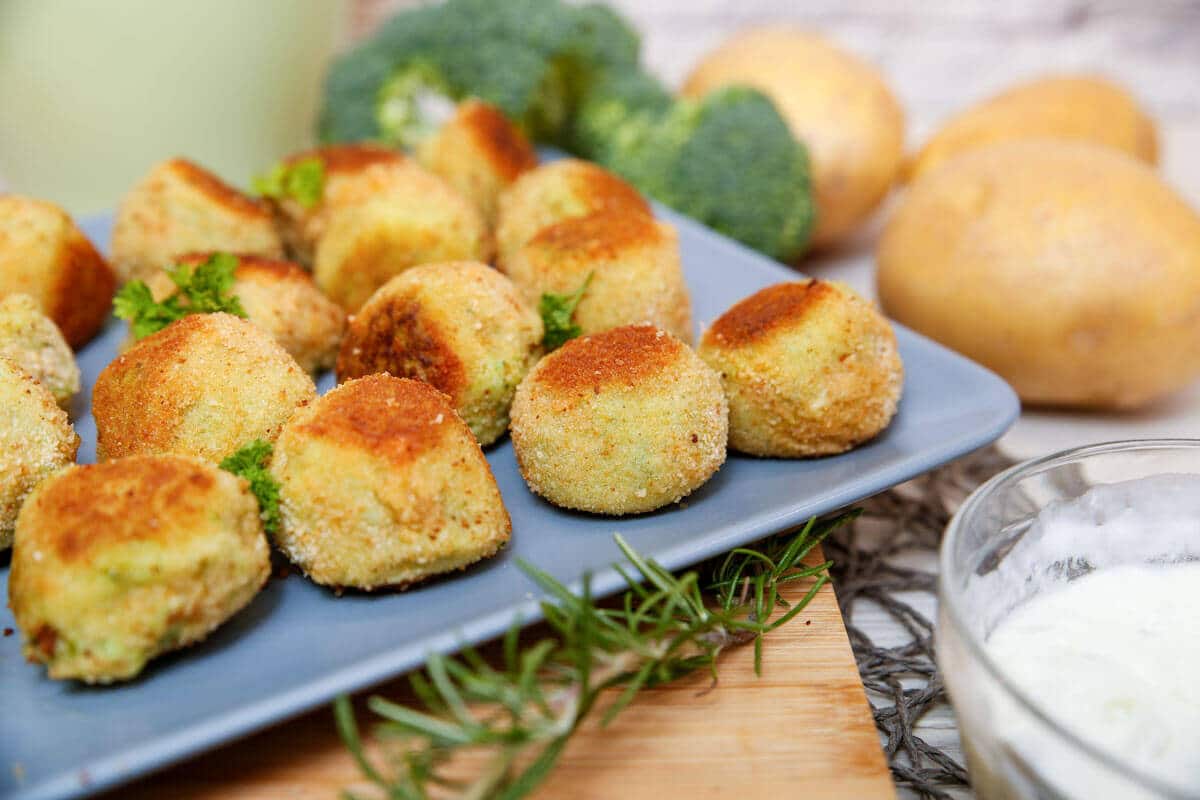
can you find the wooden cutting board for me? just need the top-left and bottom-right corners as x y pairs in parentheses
(113, 546), (894, 799)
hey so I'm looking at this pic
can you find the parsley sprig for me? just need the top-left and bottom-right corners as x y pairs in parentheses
(539, 272), (593, 351)
(219, 440), (282, 535)
(253, 156), (326, 208)
(335, 510), (855, 799)
(113, 252), (246, 340)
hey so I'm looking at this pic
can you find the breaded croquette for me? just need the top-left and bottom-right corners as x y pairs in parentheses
(510, 324), (727, 515)
(504, 210), (694, 343)
(270, 375), (511, 590)
(699, 280), (903, 457)
(336, 262), (542, 445)
(93, 313), (316, 463)
(417, 99), (539, 224)
(0, 195), (116, 348)
(313, 168), (490, 312)
(0, 293), (81, 408)
(111, 158), (284, 284)
(494, 159), (651, 269)
(264, 143), (410, 266)
(0, 357), (79, 549)
(8, 455), (270, 682)
(152, 254), (346, 373)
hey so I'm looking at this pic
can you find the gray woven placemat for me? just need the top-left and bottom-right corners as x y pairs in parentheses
(826, 447), (1013, 800)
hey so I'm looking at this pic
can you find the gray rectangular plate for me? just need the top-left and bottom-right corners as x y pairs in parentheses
(0, 205), (1018, 800)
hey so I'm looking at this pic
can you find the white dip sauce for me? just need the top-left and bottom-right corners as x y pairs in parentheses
(986, 562), (1200, 794)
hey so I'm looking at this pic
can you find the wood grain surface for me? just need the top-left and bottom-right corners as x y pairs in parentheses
(112, 546), (894, 799)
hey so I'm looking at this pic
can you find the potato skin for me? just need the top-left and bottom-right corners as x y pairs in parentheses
(908, 76), (1158, 181)
(0, 357), (79, 549)
(270, 375), (510, 590)
(336, 261), (542, 445)
(93, 312), (316, 462)
(313, 167), (490, 312)
(877, 140), (1200, 409)
(495, 159), (651, 269)
(8, 455), (269, 683)
(505, 211), (694, 343)
(682, 27), (904, 249)
(111, 158), (283, 284)
(417, 99), (539, 225)
(0, 195), (116, 348)
(0, 293), (80, 408)
(510, 325), (727, 515)
(154, 254), (346, 373)
(699, 280), (902, 457)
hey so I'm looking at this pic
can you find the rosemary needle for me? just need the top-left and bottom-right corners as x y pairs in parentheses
(335, 510), (858, 800)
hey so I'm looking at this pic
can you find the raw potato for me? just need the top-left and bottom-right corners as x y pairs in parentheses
(908, 75), (1158, 181)
(877, 140), (1200, 410)
(111, 158), (284, 284)
(683, 28), (904, 249)
(0, 293), (81, 408)
(0, 195), (116, 348)
(8, 455), (270, 683)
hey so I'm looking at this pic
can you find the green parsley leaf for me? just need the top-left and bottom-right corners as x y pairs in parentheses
(112, 252), (247, 340)
(252, 156), (325, 208)
(219, 440), (282, 535)
(539, 272), (594, 351)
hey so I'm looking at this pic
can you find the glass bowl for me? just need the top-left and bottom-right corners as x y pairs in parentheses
(937, 439), (1200, 800)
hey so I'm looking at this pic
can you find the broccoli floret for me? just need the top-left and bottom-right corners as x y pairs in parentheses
(598, 86), (817, 262)
(374, 61), (458, 148)
(569, 66), (672, 162)
(319, 0), (640, 146)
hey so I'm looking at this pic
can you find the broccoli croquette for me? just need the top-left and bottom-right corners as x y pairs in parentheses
(93, 312), (316, 463)
(0, 195), (116, 348)
(111, 158), (284, 284)
(270, 375), (510, 590)
(8, 455), (270, 682)
(417, 99), (539, 224)
(0, 294), (81, 408)
(159, 254), (346, 373)
(0, 358), (79, 550)
(266, 143), (411, 266)
(505, 211), (694, 343)
(510, 325), (727, 515)
(699, 280), (902, 457)
(337, 262), (542, 445)
(495, 159), (651, 269)
(313, 167), (490, 312)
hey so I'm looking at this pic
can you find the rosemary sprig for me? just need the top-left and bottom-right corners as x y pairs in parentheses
(335, 510), (858, 800)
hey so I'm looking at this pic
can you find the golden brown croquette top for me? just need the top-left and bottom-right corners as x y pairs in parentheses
(335, 294), (467, 396)
(35, 458), (221, 564)
(294, 376), (456, 469)
(456, 100), (538, 180)
(534, 324), (684, 392)
(166, 158), (271, 219)
(287, 143), (405, 175)
(524, 210), (661, 260)
(565, 162), (651, 217)
(704, 280), (836, 348)
(47, 227), (116, 348)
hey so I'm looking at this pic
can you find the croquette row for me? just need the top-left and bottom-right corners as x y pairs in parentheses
(3, 275), (901, 682)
